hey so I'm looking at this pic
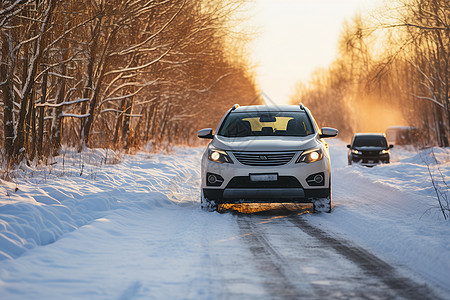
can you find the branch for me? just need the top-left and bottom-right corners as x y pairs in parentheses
(99, 108), (142, 118)
(111, 0), (186, 56)
(104, 48), (171, 76)
(48, 72), (75, 80)
(422, 150), (449, 220)
(20, 0), (54, 99)
(0, 0), (24, 27)
(382, 23), (449, 31)
(411, 94), (445, 108)
(36, 98), (89, 108)
(101, 80), (158, 105)
(187, 72), (233, 94)
(0, 0), (24, 16)
(61, 113), (90, 118)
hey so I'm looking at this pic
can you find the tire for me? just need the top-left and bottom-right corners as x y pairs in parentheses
(313, 178), (332, 213)
(313, 196), (331, 213)
(201, 189), (218, 212)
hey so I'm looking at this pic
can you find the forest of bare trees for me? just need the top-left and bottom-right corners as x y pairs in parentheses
(0, 0), (260, 168)
(291, 0), (449, 147)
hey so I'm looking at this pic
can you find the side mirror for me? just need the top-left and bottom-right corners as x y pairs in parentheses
(320, 127), (338, 138)
(389, 144), (394, 149)
(197, 128), (214, 139)
(347, 145), (351, 148)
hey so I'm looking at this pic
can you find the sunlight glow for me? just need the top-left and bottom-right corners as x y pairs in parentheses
(249, 0), (382, 104)
(219, 203), (312, 214)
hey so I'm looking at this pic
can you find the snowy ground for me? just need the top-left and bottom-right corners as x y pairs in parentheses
(0, 140), (449, 299)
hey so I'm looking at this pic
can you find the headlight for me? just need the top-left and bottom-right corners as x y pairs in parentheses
(351, 149), (360, 154)
(379, 149), (389, 155)
(208, 146), (233, 164)
(296, 148), (323, 163)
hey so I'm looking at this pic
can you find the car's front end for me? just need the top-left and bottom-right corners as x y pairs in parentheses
(347, 133), (393, 167)
(348, 147), (390, 166)
(201, 135), (331, 204)
(198, 104), (338, 212)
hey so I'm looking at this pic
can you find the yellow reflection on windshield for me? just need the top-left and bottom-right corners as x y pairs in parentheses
(243, 117), (291, 131)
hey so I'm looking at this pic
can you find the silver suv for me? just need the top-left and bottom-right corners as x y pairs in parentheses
(197, 104), (338, 212)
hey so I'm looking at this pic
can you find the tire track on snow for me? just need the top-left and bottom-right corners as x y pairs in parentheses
(288, 216), (440, 300)
(237, 215), (314, 300)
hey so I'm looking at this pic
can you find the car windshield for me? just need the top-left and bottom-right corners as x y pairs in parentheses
(353, 136), (387, 148)
(218, 111), (314, 137)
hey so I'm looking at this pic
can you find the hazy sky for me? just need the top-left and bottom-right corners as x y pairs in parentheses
(248, 0), (381, 105)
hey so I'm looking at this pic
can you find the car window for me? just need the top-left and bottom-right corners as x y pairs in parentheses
(218, 111), (314, 137)
(353, 136), (387, 148)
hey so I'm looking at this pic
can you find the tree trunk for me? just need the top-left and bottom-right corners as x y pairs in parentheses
(13, 0), (56, 161)
(51, 50), (67, 155)
(37, 68), (48, 158)
(80, 21), (100, 137)
(123, 95), (134, 149)
(435, 105), (448, 147)
(29, 91), (37, 161)
(82, 63), (107, 147)
(1, 32), (15, 160)
(113, 98), (126, 148)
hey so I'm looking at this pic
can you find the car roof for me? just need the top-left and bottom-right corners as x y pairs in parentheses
(233, 105), (302, 112)
(353, 133), (386, 137)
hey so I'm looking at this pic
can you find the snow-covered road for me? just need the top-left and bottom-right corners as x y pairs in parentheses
(0, 140), (449, 299)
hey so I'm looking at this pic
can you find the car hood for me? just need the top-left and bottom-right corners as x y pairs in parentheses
(353, 146), (387, 151)
(212, 135), (319, 152)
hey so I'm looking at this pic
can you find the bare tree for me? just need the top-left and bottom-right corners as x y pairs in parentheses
(289, 0), (449, 147)
(1, 0), (260, 168)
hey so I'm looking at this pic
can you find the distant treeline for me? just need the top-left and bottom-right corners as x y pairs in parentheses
(0, 0), (260, 166)
(291, 0), (449, 147)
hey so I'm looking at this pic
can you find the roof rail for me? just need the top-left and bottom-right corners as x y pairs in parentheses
(299, 103), (305, 110)
(231, 104), (240, 111)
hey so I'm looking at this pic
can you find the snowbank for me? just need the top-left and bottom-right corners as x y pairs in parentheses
(0, 140), (449, 297)
(0, 147), (202, 260)
(312, 139), (450, 292)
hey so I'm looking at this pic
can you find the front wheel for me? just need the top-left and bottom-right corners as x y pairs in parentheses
(313, 196), (331, 213)
(313, 178), (332, 213)
(201, 189), (218, 212)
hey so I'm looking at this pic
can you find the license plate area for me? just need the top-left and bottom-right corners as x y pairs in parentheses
(250, 173), (278, 182)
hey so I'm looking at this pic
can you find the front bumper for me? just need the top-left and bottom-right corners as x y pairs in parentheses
(201, 150), (330, 203)
(203, 187), (329, 204)
(350, 154), (390, 165)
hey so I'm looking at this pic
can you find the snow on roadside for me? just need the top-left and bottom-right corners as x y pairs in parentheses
(0, 139), (449, 297)
(0, 147), (202, 261)
(310, 139), (450, 294)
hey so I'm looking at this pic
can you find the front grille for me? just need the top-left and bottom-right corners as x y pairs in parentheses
(232, 151), (297, 166)
(361, 151), (379, 156)
(226, 176), (302, 188)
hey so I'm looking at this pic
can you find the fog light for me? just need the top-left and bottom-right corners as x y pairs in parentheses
(306, 172), (325, 186)
(206, 173), (224, 186)
(207, 174), (217, 184)
(314, 174), (324, 184)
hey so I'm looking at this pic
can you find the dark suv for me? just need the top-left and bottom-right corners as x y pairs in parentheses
(347, 133), (393, 166)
